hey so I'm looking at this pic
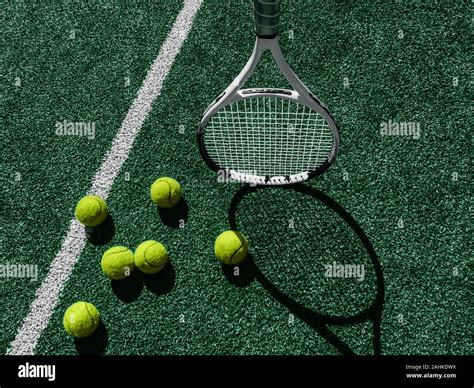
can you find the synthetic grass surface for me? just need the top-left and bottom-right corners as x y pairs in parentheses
(1, 1), (472, 355)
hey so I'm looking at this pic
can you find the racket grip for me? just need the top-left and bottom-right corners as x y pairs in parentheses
(254, 0), (281, 38)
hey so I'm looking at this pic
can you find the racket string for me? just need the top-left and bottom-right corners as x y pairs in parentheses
(203, 96), (334, 177)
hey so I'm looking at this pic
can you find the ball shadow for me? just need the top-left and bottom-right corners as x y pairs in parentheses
(157, 198), (189, 229)
(111, 271), (144, 303)
(221, 253), (257, 287)
(86, 214), (115, 246)
(143, 261), (176, 295)
(228, 184), (385, 355)
(111, 262), (176, 301)
(74, 321), (108, 355)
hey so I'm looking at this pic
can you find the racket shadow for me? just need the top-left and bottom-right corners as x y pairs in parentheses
(228, 184), (384, 355)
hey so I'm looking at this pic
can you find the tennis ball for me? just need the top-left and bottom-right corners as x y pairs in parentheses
(101, 246), (135, 280)
(150, 177), (182, 208)
(75, 195), (108, 227)
(134, 240), (168, 274)
(63, 301), (100, 338)
(214, 230), (248, 265)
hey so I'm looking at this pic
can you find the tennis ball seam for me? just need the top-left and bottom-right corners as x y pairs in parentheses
(229, 243), (244, 264)
(103, 247), (130, 257)
(159, 179), (174, 206)
(151, 178), (181, 208)
(98, 198), (107, 220)
(84, 303), (98, 327)
(144, 257), (165, 268)
(101, 247), (134, 279)
(63, 315), (73, 336)
(91, 196), (103, 214)
(75, 195), (108, 227)
(82, 303), (95, 334)
(143, 243), (166, 268)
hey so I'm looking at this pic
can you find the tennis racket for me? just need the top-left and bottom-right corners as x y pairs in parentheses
(197, 0), (340, 186)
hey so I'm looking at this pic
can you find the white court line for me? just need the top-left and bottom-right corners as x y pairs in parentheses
(8, 0), (203, 355)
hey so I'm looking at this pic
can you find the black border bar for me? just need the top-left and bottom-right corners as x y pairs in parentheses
(0, 356), (472, 386)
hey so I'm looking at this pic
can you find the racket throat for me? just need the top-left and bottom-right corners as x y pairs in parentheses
(230, 38), (311, 100)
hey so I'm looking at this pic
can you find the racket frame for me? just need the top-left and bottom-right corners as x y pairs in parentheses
(197, 37), (340, 186)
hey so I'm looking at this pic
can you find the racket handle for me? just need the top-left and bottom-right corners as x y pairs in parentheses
(254, 0), (281, 38)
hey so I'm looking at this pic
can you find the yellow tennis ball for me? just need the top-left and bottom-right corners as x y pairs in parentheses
(134, 240), (168, 274)
(75, 195), (108, 227)
(101, 246), (135, 280)
(150, 177), (182, 208)
(214, 230), (248, 265)
(63, 301), (100, 338)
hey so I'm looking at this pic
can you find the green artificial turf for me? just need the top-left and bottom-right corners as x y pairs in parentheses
(2, 0), (472, 355)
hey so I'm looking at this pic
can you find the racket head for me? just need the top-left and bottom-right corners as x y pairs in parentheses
(197, 36), (340, 186)
(198, 87), (340, 185)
